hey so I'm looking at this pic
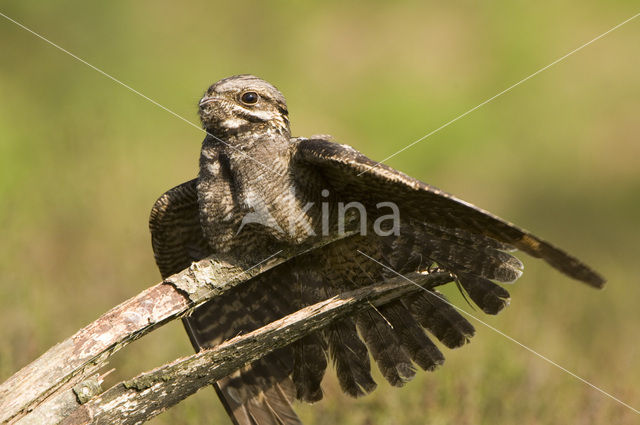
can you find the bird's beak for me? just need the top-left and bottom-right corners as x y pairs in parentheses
(199, 95), (219, 108)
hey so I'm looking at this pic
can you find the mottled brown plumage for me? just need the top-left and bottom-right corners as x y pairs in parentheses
(149, 75), (604, 425)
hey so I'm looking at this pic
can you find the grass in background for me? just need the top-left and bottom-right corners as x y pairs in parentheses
(0, 2), (638, 424)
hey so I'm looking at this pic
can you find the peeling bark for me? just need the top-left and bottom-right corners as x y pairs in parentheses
(0, 235), (352, 424)
(62, 272), (451, 425)
(0, 258), (273, 423)
(0, 230), (452, 425)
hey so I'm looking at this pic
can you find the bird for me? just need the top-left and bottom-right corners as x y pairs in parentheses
(149, 74), (605, 425)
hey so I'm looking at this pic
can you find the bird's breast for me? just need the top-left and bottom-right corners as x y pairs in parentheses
(197, 152), (323, 259)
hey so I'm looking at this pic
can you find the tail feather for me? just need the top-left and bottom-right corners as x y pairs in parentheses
(183, 272), (303, 425)
(406, 290), (475, 348)
(292, 333), (327, 403)
(357, 310), (415, 386)
(216, 370), (303, 425)
(380, 301), (445, 371)
(325, 319), (377, 398)
(263, 383), (303, 425)
(245, 397), (281, 425)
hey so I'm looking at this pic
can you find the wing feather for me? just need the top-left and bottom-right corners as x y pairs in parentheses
(149, 179), (210, 278)
(293, 138), (605, 288)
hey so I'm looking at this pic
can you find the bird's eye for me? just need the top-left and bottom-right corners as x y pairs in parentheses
(240, 91), (259, 105)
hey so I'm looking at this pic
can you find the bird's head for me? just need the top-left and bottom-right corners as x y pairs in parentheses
(199, 75), (290, 138)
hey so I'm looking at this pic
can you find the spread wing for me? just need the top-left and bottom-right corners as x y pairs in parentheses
(292, 137), (605, 288)
(149, 179), (302, 425)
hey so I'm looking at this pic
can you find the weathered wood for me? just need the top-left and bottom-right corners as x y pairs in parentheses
(1, 281), (187, 425)
(61, 271), (452, 425)
(13, 375), (104, 425)
(0, 235), (350, 425)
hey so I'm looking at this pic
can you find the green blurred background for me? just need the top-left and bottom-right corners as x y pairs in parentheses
(1, 1), (638, 424)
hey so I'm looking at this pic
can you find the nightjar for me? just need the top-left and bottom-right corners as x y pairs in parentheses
(149, 75), (604, 425)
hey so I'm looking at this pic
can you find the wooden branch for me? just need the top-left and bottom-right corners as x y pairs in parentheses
(61, 271), (452, 425)
(0, 234), (350, 425)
